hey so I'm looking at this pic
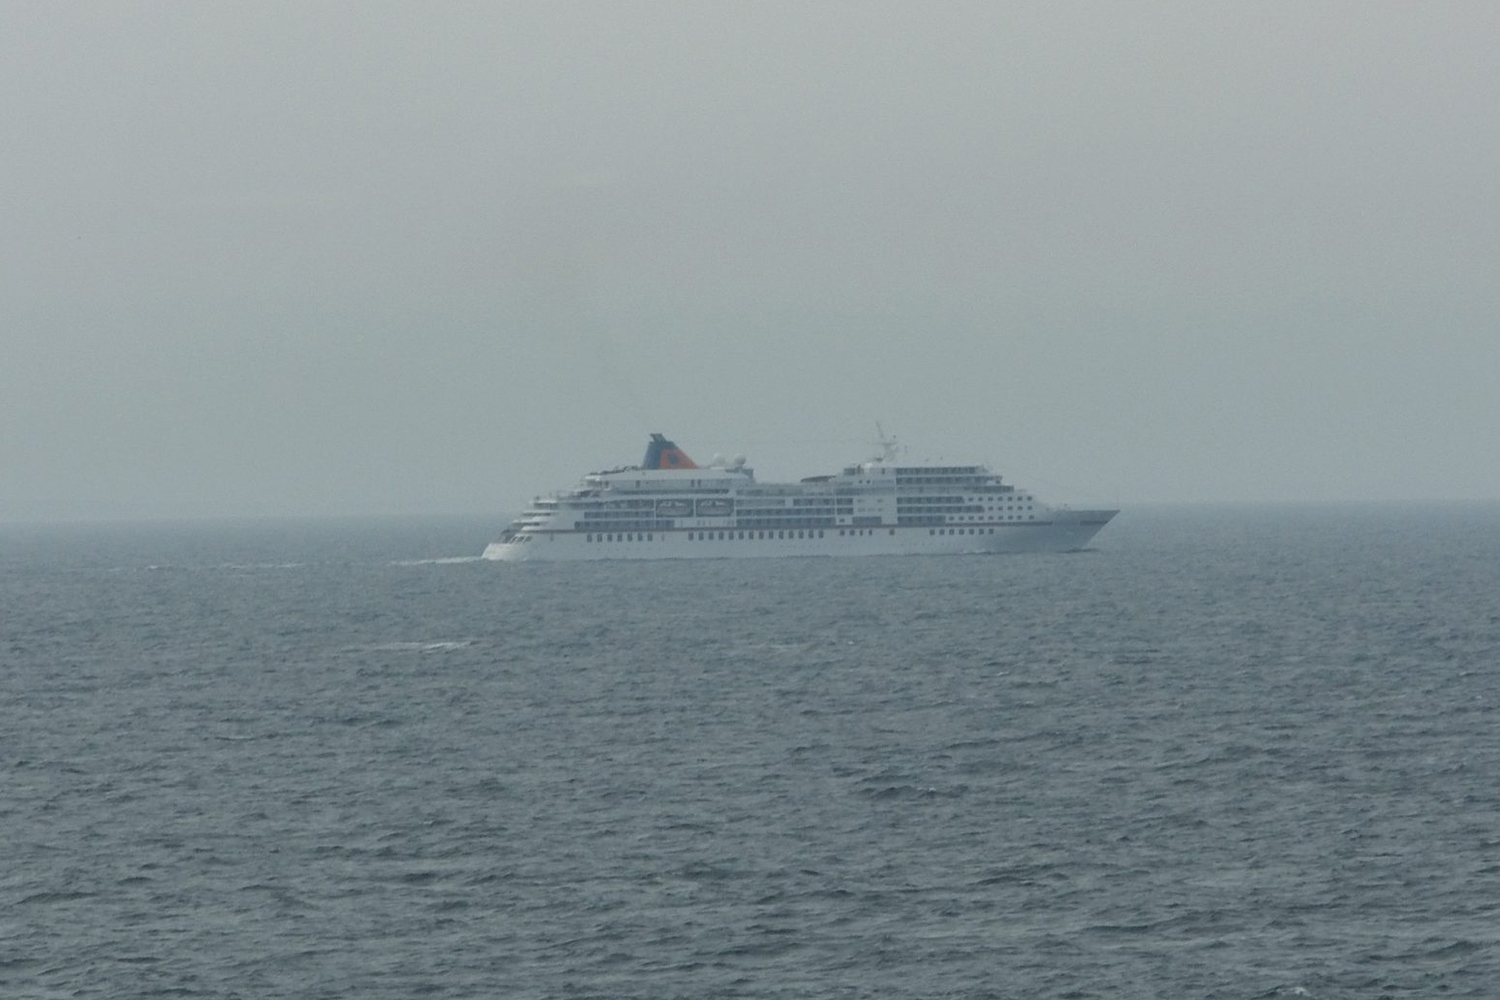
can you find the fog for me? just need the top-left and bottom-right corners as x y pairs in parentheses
(3, 2), (1497, 522)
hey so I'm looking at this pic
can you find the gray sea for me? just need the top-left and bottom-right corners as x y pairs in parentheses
(4, 504), (1498, 999)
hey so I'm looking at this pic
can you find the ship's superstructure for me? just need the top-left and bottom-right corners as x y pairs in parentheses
(482, 434), (1115, 561)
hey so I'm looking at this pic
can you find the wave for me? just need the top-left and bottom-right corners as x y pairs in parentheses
(388, 556), (483, 566)
(355, 640), (474, 653)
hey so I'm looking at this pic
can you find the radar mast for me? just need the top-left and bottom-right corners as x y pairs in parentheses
(873, 423), (901, 463)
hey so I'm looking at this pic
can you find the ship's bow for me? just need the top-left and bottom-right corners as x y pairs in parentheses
(1048, 508), (1118, 550)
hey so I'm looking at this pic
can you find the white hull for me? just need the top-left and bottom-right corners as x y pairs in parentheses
(482, 510), (1115, 562)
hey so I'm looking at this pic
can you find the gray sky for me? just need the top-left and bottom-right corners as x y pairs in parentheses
(3, 1), (1497, 521)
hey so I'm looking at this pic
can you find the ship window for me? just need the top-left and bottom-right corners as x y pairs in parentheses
(687, 532), (694, 541)
(586, 534), (593, 542)
(647, 533), (654, 541)
(818, 530), (824, 537)
(889, 528), (895, 535)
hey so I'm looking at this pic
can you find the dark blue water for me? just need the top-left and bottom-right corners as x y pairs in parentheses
(4, 506), (1498, 999)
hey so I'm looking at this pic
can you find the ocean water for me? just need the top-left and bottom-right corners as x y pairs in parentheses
(3, 505), (1498, 999)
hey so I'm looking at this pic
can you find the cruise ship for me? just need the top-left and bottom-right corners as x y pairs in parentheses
(482, 434), (1116, 561)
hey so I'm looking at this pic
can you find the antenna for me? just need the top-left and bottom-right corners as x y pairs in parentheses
(873, 422), (900, 463)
